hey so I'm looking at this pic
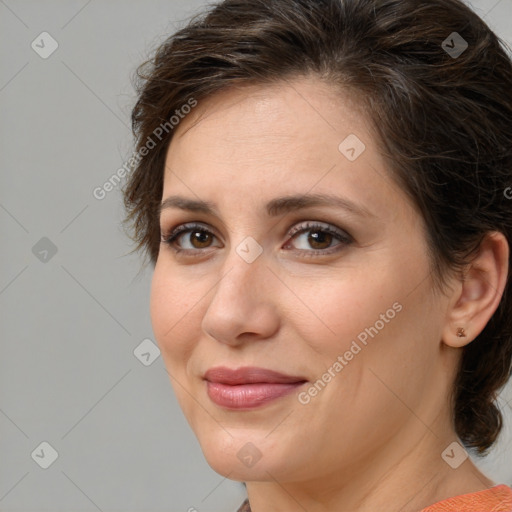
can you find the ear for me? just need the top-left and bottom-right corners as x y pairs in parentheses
(442, 231), (509, 348)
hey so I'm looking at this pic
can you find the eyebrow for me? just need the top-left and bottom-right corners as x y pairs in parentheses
(159, 193), (374, 218)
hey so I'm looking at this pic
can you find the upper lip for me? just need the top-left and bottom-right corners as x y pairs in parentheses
(204, 366), (307, 385)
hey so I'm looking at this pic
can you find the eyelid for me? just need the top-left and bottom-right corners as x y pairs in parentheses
(287, 220), (352, 243)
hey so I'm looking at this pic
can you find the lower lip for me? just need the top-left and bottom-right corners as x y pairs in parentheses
(206, 381), (305, 409)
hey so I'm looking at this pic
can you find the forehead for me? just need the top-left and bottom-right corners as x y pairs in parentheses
(168, 78), (368, 154)
(161, 78), (408, 220)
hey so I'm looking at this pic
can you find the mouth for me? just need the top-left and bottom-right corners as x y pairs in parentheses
(203, 366), (308, 410)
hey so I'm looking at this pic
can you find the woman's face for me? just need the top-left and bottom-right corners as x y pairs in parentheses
(151, 77), (455, 483)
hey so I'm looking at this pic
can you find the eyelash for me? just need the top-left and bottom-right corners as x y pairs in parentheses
(160, 221), (353, 258)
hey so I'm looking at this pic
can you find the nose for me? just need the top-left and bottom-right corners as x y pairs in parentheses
(201, 248), (280, 346)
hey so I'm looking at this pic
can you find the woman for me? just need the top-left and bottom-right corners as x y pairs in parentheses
(123, 0), (512, 510)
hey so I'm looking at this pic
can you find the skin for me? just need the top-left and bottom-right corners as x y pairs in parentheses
(150, 77), (509, 512)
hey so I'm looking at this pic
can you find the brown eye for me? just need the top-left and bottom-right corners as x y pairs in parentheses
(286, 221), (351, 254)
(162, 221), (352, 257)
(161, 223), (221, 251)
(188, 230), (213, 248)
(307, 230), (333, 250)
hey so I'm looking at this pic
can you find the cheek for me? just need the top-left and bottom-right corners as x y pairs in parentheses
(309, 269), (439, 413)
(149, 263), (200, 366)
(293, 259), (435, 395)
(150, 264), (207, 425)
(292, 268), (399, 353)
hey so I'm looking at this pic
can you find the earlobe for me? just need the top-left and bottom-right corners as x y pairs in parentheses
(442, 231), (509, 349)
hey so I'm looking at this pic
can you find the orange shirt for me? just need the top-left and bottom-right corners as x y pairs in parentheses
(419, 484), (512, 512)
(236, 484), (512, 511)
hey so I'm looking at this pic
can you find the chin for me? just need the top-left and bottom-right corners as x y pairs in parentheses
(195, 427), (283, 481)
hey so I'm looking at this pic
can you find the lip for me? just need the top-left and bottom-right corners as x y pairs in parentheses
(204, 366), (307, 409)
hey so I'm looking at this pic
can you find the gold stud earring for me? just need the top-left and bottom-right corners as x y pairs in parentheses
(456, 327), (467, 338)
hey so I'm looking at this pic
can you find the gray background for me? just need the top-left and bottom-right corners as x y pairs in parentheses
(1, 1), (511, 511)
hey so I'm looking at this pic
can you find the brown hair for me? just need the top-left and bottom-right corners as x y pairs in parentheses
(123, 0), (512, 455)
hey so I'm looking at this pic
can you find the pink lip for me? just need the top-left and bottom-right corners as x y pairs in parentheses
(204, 366), (307, 409)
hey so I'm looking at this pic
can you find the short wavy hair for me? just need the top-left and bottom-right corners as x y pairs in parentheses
(123, 0), (512, 455)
